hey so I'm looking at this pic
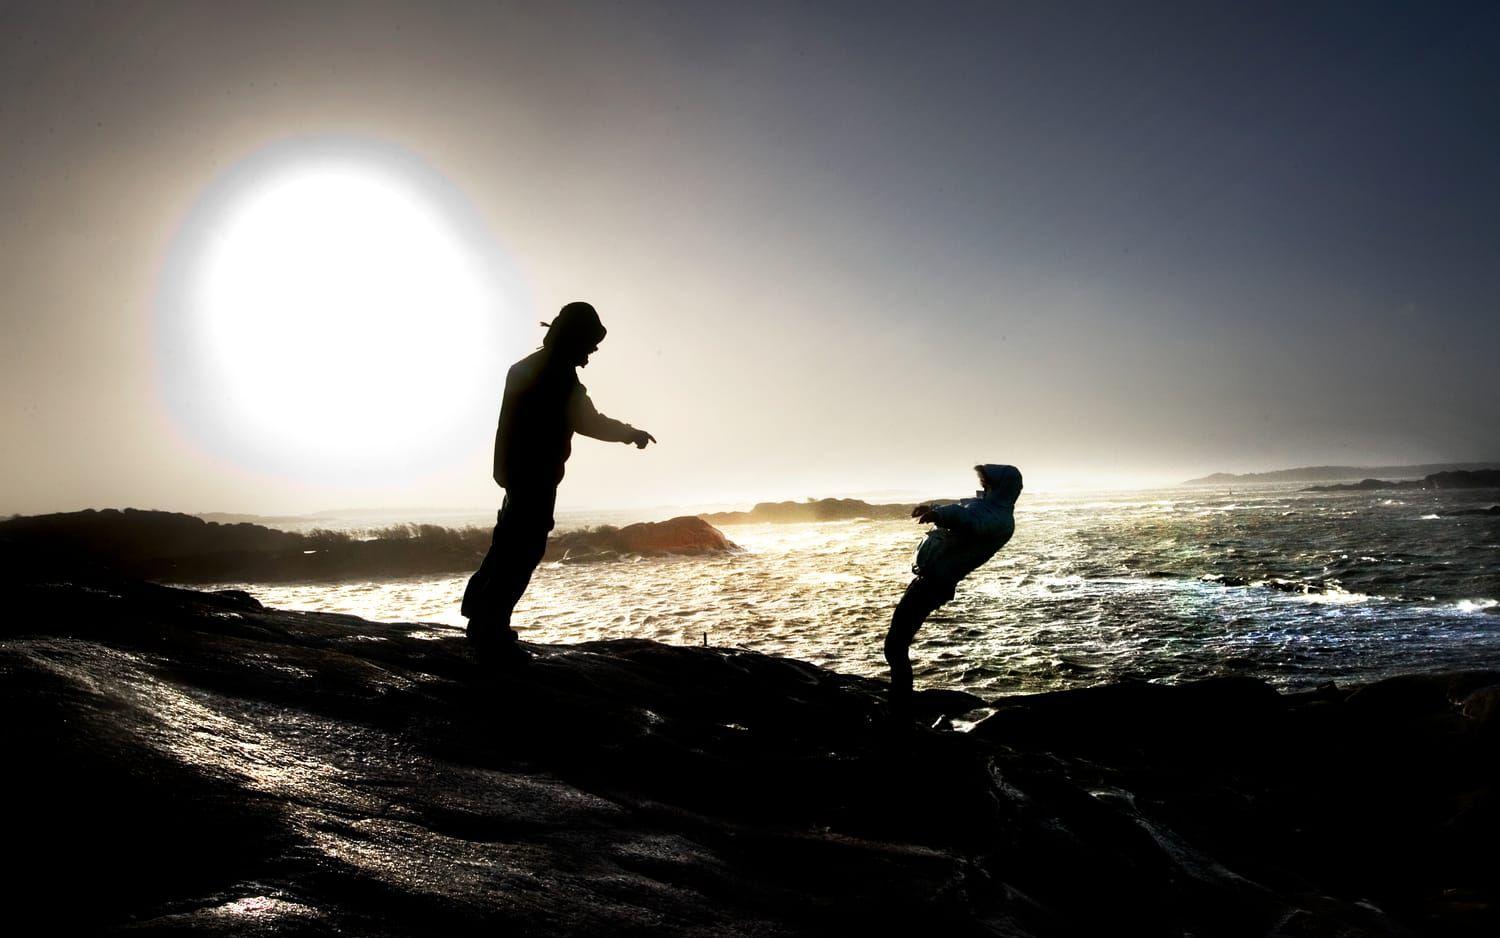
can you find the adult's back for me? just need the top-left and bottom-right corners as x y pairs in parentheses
(493, 348), (578, 489)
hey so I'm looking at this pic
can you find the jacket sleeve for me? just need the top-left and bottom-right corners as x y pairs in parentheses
(928, 501), (986, 535)
(569, 384), (637, 443)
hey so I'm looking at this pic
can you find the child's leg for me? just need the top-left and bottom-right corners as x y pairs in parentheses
(884, 577), (955, 711)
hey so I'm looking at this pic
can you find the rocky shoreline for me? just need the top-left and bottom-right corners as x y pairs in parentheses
(4, 560), (1497, 936)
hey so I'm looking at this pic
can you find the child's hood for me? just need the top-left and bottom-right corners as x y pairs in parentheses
(978, 464), (1023, 505)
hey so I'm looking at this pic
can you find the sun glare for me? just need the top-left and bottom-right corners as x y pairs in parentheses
(158, 140), (523, 488)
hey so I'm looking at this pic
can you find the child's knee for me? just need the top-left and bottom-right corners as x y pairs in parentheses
(884, 625), (918, 669)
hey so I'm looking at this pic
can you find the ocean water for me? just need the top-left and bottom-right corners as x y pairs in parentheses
(212, 486), (1500, 696)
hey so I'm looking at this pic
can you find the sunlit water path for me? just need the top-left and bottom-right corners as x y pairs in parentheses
(206, 486), (1500, 696)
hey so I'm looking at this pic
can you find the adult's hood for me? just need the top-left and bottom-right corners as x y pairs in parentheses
(978, 464), (1023, 504)
(541, 301), (607, 353)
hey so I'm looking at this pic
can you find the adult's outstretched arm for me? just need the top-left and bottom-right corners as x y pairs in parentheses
(569, 385), (650, 445)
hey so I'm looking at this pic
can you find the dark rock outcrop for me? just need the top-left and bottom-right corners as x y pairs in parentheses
(1426, 470), (1500, 489)
(545, 516), (740, 561)
(4, 561), (1496, 936)
(1451, 505), (1500, 516)
(0, 506), (304, 561)
(1316, 477), (1419, 492)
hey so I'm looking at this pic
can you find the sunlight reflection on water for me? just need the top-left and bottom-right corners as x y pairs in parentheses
(206, 486), (1500, 696)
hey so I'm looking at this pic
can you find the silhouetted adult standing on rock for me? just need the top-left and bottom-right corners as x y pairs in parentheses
(886, 464), (1021, 715)
(462, 301), (655, 663)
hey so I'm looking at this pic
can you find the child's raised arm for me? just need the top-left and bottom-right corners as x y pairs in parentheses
(924, 502), (981, 534)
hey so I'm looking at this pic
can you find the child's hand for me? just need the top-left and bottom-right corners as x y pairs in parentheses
(911, 504), (937, 524)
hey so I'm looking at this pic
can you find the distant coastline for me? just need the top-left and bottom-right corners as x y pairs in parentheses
(1182, 461), (1500, 486)
(0, 508), (737, 583)
(698, 498), (916, 525)
(1303, 469), (1500, 493)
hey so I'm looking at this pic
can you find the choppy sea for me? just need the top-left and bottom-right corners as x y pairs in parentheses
(208, 485), (1500, 696)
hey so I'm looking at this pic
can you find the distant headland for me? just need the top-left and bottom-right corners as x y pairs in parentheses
(1182, 461), (1500, 486)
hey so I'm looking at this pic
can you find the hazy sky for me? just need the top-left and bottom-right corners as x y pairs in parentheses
(4, 1), (1498, 515)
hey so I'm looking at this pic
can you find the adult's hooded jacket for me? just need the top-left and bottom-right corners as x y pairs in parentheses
(492, 347), (638, 489)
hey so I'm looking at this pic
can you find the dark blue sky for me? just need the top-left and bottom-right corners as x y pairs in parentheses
(3, 1), (1497, 511)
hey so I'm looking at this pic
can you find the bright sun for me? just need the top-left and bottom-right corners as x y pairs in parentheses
(158, 140), (521, 489)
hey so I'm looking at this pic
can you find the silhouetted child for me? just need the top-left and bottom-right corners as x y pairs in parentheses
(886, 464), (1021, 714)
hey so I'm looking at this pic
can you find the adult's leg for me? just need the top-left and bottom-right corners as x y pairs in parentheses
(883, 577), (954, 713)
(488, 490), (555, 631)
(462, 489), (556, 652)
(461, 506), (508, 638)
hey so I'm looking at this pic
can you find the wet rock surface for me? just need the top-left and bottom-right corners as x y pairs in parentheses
(4, 563), (1496, 936)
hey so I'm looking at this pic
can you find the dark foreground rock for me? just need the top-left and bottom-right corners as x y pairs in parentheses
(4, 565), (1497, 936)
